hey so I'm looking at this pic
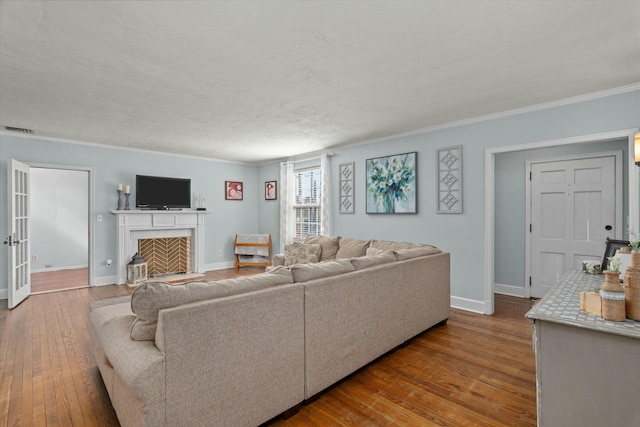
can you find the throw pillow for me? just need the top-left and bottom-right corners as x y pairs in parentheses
(284, 242), (321, 266)
(335, 237), (370, 259)
(304, 235), (341, 261)
(366, 247), (386, 256)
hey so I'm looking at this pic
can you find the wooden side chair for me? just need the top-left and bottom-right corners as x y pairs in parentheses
(234, 234), (272, 270)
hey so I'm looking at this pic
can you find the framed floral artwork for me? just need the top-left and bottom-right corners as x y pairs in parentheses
(225, 181), (243, 200)
(366, 152), (417, 214)
(265, 181), (277, 200)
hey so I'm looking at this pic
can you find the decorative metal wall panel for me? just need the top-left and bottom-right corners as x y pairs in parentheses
(437, 145), (463, 214)
(339, 162), (355, 214)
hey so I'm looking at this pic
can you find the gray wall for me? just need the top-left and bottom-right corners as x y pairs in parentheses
(0, 136), (258, 290)
(257, 161), (281, 253)
(1, 89), (639, 307)
(494, 139), (630, 290)
(283, 90), (638, 304)
(30, 168), (89, 270)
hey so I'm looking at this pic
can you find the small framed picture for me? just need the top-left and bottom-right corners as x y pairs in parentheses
(601, 238), (630, 270)
(225, 181), (243, 200)
(265, 181), (277, 200)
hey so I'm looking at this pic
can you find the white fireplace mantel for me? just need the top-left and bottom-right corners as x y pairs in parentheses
(110, 210), (208, 285)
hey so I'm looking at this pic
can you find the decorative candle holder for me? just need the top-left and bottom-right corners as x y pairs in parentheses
(124, 193), (131, 210)
(117, 190), (123, 210)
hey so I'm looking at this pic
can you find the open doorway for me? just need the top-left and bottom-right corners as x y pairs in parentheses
(30, 167), (90, 293)
(484, 128), (639, 315)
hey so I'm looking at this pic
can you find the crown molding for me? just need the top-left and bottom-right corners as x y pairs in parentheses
(0, 131), (253, 166)
(333, 83), (640, 151)
(3, 83), (638, 166)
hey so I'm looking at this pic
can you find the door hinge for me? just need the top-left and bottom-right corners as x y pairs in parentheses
(530, 224), (532, 233)
(530, 171), (532, 181)
(529, 276), (532, 287)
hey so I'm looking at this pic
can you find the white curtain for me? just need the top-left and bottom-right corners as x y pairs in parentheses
(279, 161), (295, 253)
(320, 153), (332, 236)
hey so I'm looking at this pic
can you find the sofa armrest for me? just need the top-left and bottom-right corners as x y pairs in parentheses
(156, 283), (305, 426)
(90, 308), (166, 403)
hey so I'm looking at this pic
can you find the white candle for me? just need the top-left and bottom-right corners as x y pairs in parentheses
(125, 185), (130, 194)
(117, 183), (123, 191)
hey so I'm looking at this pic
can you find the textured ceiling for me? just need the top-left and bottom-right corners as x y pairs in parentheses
(1, 1), (639, 164)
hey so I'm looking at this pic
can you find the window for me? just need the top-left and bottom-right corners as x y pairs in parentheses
(294, 166), (321, 240)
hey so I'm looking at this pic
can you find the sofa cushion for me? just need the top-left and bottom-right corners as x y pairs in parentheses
(130, 269), (294, 341)
(304, 235), (340, 261)
(335, 237), (370, 259)
(394, 246), (442, 260)
(290, 259), (355, 283)
(350, 251), (397, 270)
(369, 240), (421, 251)
(284, 242), (321, 266)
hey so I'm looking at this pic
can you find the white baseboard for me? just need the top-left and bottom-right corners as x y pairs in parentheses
(92, 275), (117, 287)
(494, 283), (526, 298)
(31, 264), (89, 273)
(205, 261), (235, 271)
(450, 296), (486, 314)
(0, 289), (7, 300)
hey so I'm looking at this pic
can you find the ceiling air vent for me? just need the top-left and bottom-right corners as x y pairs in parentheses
(5, 126), (33, 133)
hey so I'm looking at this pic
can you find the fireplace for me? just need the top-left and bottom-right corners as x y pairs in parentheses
(139, 237), (192, 277)
(111, 210), (208, 285)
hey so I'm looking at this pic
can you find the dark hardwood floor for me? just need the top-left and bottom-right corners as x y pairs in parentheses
(0, 268), (537, 426)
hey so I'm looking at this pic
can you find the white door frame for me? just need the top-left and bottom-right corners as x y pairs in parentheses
(524, 150), (623, 298)
(7, 159), (31, 308)
(484, 128), (639, 315)
(27, 162), (95, 286)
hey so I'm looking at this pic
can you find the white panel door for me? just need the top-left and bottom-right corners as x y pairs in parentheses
(6, 159), (31, 308)
(531, 157), (616, 298)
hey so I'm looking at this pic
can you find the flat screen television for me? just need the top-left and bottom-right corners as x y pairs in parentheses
(136, 175), (191, 209)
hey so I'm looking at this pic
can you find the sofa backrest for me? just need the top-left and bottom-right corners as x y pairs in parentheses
(129, 267), (294, 341)
(290, 259), (355, 282)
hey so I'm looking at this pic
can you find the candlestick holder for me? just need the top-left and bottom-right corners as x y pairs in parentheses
(117, 190), (123, 210)
(124, 193), (131, 210)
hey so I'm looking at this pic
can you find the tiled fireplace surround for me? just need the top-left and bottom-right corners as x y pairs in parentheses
(110, 210), (207, 285)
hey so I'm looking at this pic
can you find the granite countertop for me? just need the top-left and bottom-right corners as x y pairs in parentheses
(525, 269), (640, 339)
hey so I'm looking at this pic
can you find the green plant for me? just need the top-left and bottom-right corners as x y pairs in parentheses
(629, 229), (640, 252)
(607, 256), (622, 272)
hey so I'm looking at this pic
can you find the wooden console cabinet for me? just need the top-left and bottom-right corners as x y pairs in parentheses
(526, 270), (640, 426)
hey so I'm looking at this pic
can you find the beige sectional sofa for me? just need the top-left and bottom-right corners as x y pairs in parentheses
(89, 236), (450, 427)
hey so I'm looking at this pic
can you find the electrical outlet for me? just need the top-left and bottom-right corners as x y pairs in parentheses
(219, 250), (223, 256)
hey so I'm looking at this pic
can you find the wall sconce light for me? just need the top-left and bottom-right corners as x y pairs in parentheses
(635, 132), (640, 166)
